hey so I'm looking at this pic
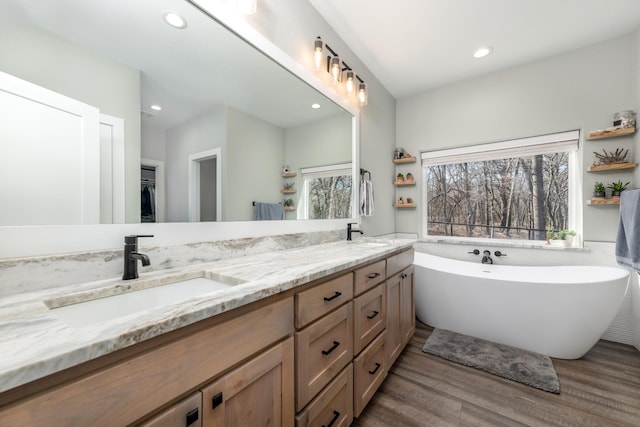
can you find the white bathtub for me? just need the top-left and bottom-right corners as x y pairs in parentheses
(414, 251), (630, 359)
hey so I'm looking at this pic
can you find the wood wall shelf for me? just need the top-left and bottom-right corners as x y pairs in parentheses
(393, 203), (416, 208)
(281, 189), (296, 194)
(393, 181), (416, 186)
(393, 157), (416, 164)
(281, 172), (297, 177)
(587, 127), (635, 140)
(284, 206), (296, 211)
(586, 162), (637, 172)
(586, 198), (620, 205)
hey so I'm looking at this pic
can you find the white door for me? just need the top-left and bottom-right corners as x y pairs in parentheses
(0, 71), (100, 225)
(100, 114), (125, 224)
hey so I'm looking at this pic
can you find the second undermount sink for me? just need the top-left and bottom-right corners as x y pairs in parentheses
(47, 275), (242, 328)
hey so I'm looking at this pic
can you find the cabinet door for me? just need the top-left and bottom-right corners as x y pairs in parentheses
(400, 266), (415, 346)
(201, 337), (294, 427)
(385, 273), (403, 367)
(138, 392), (202, 427)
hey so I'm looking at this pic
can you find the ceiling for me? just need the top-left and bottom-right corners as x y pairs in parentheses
(308, 0), (640, 99)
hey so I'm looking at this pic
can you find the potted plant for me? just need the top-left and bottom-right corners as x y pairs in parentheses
(283, 198), (294, 208)
(607, 180), (630, 197)
(564, 229), (577, 246)
(406, 172), (414, 183)
(396, 173), (404, 183)
(550, 229), (567, 247)
(593, 182), (606, 198)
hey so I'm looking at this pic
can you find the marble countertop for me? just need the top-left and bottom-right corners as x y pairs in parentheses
(0, 238), (414, 394)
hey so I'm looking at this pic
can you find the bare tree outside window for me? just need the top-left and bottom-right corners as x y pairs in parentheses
(425, 153), (569, 240)
(306, 175), (352, 219)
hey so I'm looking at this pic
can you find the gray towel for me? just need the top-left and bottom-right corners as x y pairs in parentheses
(254, 202), (284, 220)
(360, 174), (374, 216)
(616, 189), (640, 272)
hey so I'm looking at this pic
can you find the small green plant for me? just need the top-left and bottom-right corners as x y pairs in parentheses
(556, 230), (568, 240)
(546, 227), (555, 239)
(565, 230), (576, 236)
(283, 198), (294, 207)
(607, 180), (630, 192)
(397, 173), (404, 179)
(594, 182), (606, 193)
(283, 181), (295, 190)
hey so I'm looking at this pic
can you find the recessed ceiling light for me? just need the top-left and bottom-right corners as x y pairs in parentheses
(311, 103), (321, 109)
(473, 46), (493, 59)
(150, 104), (162, 111)
(164, 12), (187, 29)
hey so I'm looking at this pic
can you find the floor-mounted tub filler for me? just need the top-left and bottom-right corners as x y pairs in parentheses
(414, 251), (629, 359)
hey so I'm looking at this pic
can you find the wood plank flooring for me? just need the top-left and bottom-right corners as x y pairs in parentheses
(353, 321), (640, 427)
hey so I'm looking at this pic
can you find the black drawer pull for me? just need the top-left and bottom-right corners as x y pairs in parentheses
(211, 391), (223, 409)
(323, 291), (342, 302)
(401, 273), (408, 279)
(186, 408), (199, 426)
(368, 362), (381, 375)
(367, 310), (379, 320)
(322, 340), (340, 355)
(322, 410), (340, 427)
(367, 272), (381, 279)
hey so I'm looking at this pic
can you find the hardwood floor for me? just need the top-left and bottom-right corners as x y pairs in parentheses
(353, 321), (640, 426)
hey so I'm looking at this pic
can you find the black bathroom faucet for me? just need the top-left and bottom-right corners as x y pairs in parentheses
(347, 222), (364, 241)
(123, 234), (153, 280)
(481, 250), (493, 264)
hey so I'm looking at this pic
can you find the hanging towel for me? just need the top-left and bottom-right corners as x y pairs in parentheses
(254, 202), (284, 220)
(360, 172), (375, 216)
(615, 189), (640, 272)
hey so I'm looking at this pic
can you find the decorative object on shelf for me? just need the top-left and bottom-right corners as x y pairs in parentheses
(397, 197), (404, 204)
(283, 181), (295, 190)
(593, 182), (606, 198)
(406, 197), (413, 204)
(545, 229), (575, 247)
(607, 180), (630, 197)
(612, 110), (636, 129)
(283, 198), (294, 210)
(393, 147), (412, 160)
(405, 173), (414, 183)
(396, 173), (404, 183)
(314, 36), (367, 106)
(282, 165), (290, 174)
(281, 165), (296, 178)
(593, 148), (629, 166)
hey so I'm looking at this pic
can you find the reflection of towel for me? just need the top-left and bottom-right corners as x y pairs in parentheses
(360, 173), (374, 216)
(254, 202), (284, 220)
(616, 189), (640, 272)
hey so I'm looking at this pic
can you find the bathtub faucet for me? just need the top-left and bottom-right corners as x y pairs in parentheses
(481, 250), (493, 264)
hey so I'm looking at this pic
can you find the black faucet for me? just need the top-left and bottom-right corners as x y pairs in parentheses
(123, 235), (153, 280)
(481, 250), (493, 264)
(347, 222), (364, 241)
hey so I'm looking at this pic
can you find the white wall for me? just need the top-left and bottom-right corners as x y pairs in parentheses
(397, 34), (637, 242)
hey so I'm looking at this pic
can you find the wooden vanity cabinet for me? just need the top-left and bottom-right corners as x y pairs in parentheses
(139, 391), (203, 427)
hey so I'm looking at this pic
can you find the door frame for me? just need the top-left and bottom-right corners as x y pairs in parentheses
(188, 148), (222, 222)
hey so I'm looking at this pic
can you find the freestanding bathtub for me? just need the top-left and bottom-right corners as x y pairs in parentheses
(414, 251), (630, 359)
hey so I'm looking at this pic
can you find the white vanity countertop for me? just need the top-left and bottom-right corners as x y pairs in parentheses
(0, 238), (414, 394)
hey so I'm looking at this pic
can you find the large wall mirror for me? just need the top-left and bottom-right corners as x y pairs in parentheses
(0, 0), (356, 226)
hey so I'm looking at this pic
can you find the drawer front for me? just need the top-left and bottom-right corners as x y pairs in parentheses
(295, 273), (354, 329)
(139, 391), (202, 427)
(354, 259), (386, 296)
(353, 331), (386, 418)
(295, 303), (353, 412)
(386, 249), (414, 278)
(353, 283), (385, 355)
(295, 363), (353, 427)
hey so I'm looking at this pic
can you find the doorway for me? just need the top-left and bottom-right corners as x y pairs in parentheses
(188, 148), (222, 222)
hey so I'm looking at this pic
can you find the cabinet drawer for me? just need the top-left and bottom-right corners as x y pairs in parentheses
(354, 259), (386, 296)
(295, 303), (353, 411)
(386, 249), (414, 278)
(138, 391), (202, 427)
(295, 364), (353, 427)
(353, 283), (385, 355)
(295, 273), (353, 329)
(353, 331), (386, 418)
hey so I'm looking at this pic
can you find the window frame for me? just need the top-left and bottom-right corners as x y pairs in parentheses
(420, 130), (581, 246)
(300, 162), (353, 220)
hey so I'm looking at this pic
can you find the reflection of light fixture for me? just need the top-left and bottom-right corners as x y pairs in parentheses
(236, 0), (257, 14)
(163, 12), (187, 29)
(473, 46), (493, 58)
(313, 36), (368, 107)
(358, 82), (368, 106)
(311, 103), (320, 109)
(150, 104), (163, 111)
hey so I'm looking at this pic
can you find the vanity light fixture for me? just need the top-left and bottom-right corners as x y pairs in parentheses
(163, 12), (187, 29)
(313, 36), (368, 107)
(473, 46), (493, 58)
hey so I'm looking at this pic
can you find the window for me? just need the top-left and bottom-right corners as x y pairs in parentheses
(300, 163), (352, 219)
(421, 131), (580, 241)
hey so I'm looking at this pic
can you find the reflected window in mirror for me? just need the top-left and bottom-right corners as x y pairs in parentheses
(300, 163), (352, 219)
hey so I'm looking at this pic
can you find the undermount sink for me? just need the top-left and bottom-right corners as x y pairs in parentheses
(47, 275), (241, 328)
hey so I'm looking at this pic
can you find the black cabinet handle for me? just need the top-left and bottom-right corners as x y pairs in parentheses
(367, 272), (381, 279)
(367, 310), (379, 320)
(322, 340), (340, 355)
(211, 392), (223, 409)
(185, 408), (199, 426)
(400, 273), (407, 279)
(368, 362), (381, 375)
(322, 410), (340, 427)
(323, 291), (342, 302)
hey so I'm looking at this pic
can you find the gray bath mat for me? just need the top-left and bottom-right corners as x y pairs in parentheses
(422, 328), (560, 393)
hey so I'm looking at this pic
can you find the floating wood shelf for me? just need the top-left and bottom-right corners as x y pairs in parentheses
(281, 172), (297, 177)
(393, 157), (417, 164)
(393, 180), (416, 186)
(284, 206), (296, 211)
(393, 203), (416, 208)
(586, 198), (620, 205)
(281, 189), (296, 194)
(587, 127), (635, 140)
(586, 162), (637, 172)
